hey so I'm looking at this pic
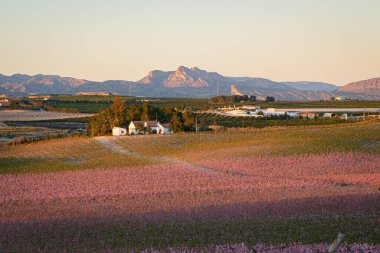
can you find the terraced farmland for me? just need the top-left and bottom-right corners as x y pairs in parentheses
(0, 121), (379, 252)
(0, 110), (93, 121)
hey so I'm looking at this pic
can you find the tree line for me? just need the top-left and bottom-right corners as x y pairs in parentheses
(208, 95), (256, 104)
(87, 97), (198, 136)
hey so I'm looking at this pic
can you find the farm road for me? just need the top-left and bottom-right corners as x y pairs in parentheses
(94, 136), (224, 174)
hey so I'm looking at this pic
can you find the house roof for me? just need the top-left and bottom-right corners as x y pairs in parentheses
(130, 121), (159, 128)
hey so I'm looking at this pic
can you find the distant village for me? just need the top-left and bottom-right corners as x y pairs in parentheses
(208, 105), (364, 120)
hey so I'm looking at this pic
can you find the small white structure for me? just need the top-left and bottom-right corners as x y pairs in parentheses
(323, 113), (335, 118)
(286, 111), (300, 118)
(112, 127), (127, 136)
(264, 108), (286, 117)
(340, 113), (352, 120)
(226, 109), (249, 116)
(240, 105), (257, 110)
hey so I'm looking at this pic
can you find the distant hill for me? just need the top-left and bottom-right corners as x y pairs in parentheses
(1, 67), (379, 100)
(0, 74), (87, 96)
(338, 77), (380, 96)
(283, 81), (338, 92)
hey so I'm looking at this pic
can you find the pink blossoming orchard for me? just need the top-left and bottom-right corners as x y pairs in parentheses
(0, 122), (379, 252)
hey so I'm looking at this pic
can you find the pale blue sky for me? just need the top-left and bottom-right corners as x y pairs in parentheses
(0, 0), (379, 85)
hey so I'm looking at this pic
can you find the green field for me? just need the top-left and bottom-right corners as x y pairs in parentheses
(197, 113), (354, 128)
(39, 94), (380, 114)
(0, 136), (152, 174)
(2, 120), (379, 174)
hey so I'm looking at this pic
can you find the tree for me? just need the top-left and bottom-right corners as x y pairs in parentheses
(170, 112), (184, 133)
(141, 103), (151, 121)
(265, 96), (275, 103)
(199, 117), (208, 131)
(87, 97), (126, 136)
(160, 107), (174, 123)
(110, 97), (126, 127)
(87, 108), (112, 136)
(182, 111), (195, 131)
(207, 95), (255, 104)
(126, 104), (140, 122)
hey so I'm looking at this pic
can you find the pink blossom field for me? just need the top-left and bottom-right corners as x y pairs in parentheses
(135, 243), (380, 253)
(1, 150), (379, 252)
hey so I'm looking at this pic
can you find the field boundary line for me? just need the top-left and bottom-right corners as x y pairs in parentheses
(94, 136), (224, 174)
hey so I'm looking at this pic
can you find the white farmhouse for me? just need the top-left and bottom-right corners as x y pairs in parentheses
(128, 121), (171, 135)
(157, 122), (171, 134)
(112, 127), (127, 136)
(128, 121), (157, 134)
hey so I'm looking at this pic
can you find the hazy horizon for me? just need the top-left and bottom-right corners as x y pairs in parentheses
(1, 0), (379, 85)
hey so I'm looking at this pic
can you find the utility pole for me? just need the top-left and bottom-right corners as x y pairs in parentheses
(216, 83), (219, 96)
(195, 115), (198, 134)
(129, 85), (132, 97)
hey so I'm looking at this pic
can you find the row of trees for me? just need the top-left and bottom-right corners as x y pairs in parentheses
(87, 98), (198, 136)
(208, 95), (276, 104)
(208, 95), (256, 104)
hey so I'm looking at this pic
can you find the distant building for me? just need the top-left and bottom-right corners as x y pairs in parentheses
(0, 97), (9, 108)
(323, 113), (336, 118)
(300, 112), (317, 119)
(286, 111), (300, 118)
(340, 113), (353, 120)
(226, 109), (249, 116)
(75, 92), (111, 96)
(112, 127), (127, 136)
(264, 108), (286, 117)
(239, 105), (257, 110)
(27, 95), (51, 101)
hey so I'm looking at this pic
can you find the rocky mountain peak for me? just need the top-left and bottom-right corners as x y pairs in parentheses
(338, 77), (380, 95)
(163, 66), (219, 88)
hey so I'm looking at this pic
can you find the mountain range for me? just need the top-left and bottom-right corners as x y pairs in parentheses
(1, 66), (379, 100)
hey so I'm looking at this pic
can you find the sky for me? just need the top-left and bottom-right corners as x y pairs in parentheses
(0, 0), (379, 85)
